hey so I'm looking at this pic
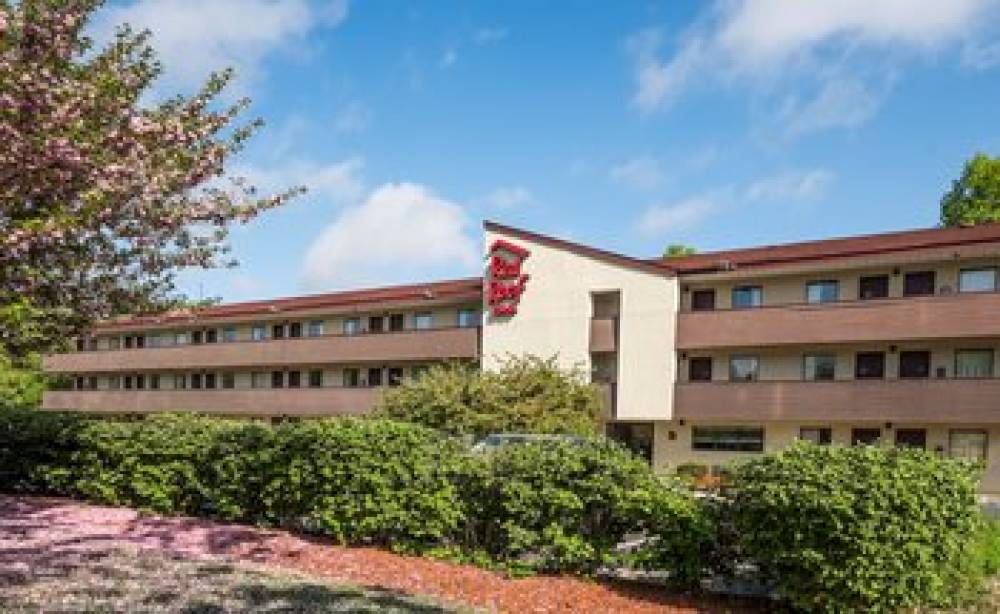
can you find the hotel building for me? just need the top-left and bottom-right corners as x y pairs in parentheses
(42, 221), (1000, 492)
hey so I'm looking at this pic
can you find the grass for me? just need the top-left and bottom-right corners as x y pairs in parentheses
(0, 548), (461, 613)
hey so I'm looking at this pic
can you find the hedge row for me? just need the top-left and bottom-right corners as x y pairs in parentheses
(0, 409), (708, 578)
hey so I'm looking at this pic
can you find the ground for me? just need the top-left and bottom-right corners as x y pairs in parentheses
(0, 495), (760, 613)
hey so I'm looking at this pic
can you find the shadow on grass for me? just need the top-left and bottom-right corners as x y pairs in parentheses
(0, 548), (458, 613)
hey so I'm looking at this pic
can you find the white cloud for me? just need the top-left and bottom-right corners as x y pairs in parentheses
(744, 169), (835, 202)
(610, 156), (666, 191)
(95, 0), (348, 91)
(239, 156), (365, 206)
(333, 101), (372, 134)
(776, 75), (891, 137)
(474, 26), (508, 46)
(962, 39), (1000, 69)
(637, 195), (719, 235)
(438, 48), (458, 69)
(482, 186), (533, 209)
(303, 183), (479, 289)
(628, 0), (999, 131)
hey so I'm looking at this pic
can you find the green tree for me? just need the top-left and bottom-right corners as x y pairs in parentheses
(940, 153), (1000, 226)
(375, 355), (602, 438)
(663, 243), (697, 258)
(0, 352), (48, 408)
(0, 1), (301, 358)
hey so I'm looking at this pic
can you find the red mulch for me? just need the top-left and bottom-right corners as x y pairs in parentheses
(0, 495), (758, 613)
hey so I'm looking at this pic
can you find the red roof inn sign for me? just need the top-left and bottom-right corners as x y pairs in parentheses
(487, 239), (530, 316)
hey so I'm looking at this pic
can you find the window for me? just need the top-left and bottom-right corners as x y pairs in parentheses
(731, 286), (762, 309)
(367, 367), (383, 387)
(458, 308), (479, 328)
(205, 329), (218, 344)
(388, 367), (404, 387)
(959, 267), (997, 293)
(223, 327), (238, 342)
(414, 312), (433, 330)
(803, 354), (836, 381)
(895, 428), (926, 450)
(899, 351), (930, 379)
(75, 376), (84, 390)
(109, 376), (121, 390)
(148, 375), (159, 390)
(221, 372), (235, 389)
(287, 371), (301, 388)
(191, 330), (203, 345)
(135, 336), (145, 349)
(173, 374), (186, 390)
(87, 376), (98, 390)
(806, 280), (839, 304)
(87, 337), (98, 351)
(108, 337), (121, 350)
(251, 372), (267, 389)
(343, 368), (360, 388)
(307, 320), (325, 337)
(174, 332), (188, 345)
(800, 427), (832, 445)
(368, 316), (384, 333)
(343, 318), (361, 336)
(123, 375), (133, 390)
(859, 275), (890, 300)
(606, 422), (654, 463)
(729, 355), (759, 382)
(289, 322), (302, 338)
(956, 349), (994, 379)
(903, 271), (936, 296)
(76, 338), (85, 351)
(389, 314), (405, 332)
(135, 375), (145, 390)
(251, 325), (266, 341)
(271, 324), (285, 340)
(855, 352), (885, 379)
(690, 289), (716, 311)
(271, 371), (284, 388)
(190, 373), (202, 389)
(124, 336), (134, 349)
(851, 428), (881, 446)
(204, 373), (216, 389)
(308, 369), (323, 388)
(950, 429), (988, 461)
(692, 427), (764, 452)
(688, 357), (713, 382)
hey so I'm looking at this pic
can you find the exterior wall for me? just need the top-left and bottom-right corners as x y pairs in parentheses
(481, 228), (678, 421)
(654, 421), (1000, 494)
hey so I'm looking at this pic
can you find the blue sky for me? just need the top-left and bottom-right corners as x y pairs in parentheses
(96, 1), (1000, 302)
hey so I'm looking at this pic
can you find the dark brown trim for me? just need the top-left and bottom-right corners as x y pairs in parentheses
(484, 220), (675, 277)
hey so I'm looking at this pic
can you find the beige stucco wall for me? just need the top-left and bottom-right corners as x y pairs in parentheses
(654, 421), (1000, 494)
(481, 228), (679, 421)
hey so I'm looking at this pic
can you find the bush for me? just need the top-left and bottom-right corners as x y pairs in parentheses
(971, 515), (1000, 578)
(731, 442), (983, 612)
(460, 440), (711, 580)
(0, 407), (82, 493)
(375, 355), (601, 438)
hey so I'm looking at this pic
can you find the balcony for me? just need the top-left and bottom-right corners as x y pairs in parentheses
(678, 291), (1000, 350)
(44, 327), (480, 373)
(41, 387), (379, 416)
(675, 378), (1000, 423)
(589, 318), (617, 353)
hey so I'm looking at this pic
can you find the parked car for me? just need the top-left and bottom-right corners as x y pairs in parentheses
(470, 433), (588, 453)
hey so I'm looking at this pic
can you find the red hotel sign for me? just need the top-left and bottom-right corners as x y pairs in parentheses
(487, 239), (530, 316)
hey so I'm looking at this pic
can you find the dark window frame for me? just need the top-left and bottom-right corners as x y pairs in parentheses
(690, 289), (717, 311)
(805, 280), (839, 304)
(688, 357), (713, 382)
(903, 271), (936, 297)
(731, 285), (763, 309)
(898, 350), (931, 379)
(855, 352), (886, 379)
(692, 426), (765, 452)
(859, 275), (890, 300)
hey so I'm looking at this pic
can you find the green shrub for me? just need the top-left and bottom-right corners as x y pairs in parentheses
(731, 442), (983, 612)
(460, 439), (710, 580)
(674, 463), (709, 480)
(0, 407), (83, 493)
(375, 355), (601, 438)
(971, 515), (1000, 577)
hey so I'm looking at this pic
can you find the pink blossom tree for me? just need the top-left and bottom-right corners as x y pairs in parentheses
(0, 0), (302, 357)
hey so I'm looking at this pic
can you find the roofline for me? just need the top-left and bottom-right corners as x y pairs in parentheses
(94, 276), (484, 331)
(483, 220), (675, 277)
(655, 223), (1000, 274)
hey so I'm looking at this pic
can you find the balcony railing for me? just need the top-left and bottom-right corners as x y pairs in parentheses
(44, 326), (480, 373)
(589, 318), (617, 353)
(675, 378), (1000, 423)
(677, 291), (1000, 349)
(41, 387), (380, 416)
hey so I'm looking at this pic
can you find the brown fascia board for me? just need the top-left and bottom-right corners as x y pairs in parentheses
(93, 277), (485, 332)
(483, 220), (675, 277)
(651, 223), (1000, 275)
